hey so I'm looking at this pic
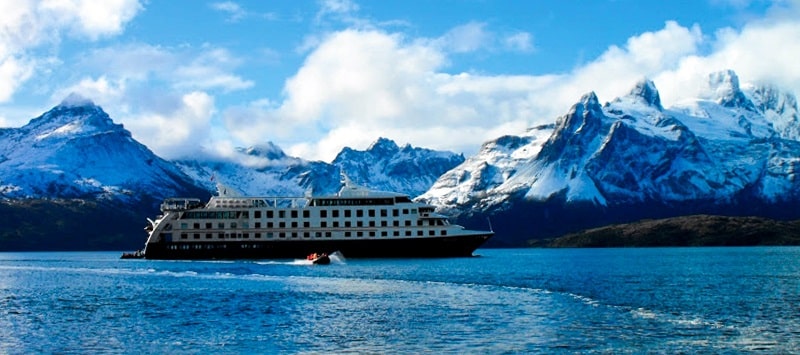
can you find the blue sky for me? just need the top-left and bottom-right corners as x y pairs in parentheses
(1, 0), (797, 162)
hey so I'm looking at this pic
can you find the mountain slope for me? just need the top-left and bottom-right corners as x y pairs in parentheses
(176, 137), (465, 199)
(0, 94), (205, 203)
(418, 71), (800, 246)
(0, 95), (209, 250)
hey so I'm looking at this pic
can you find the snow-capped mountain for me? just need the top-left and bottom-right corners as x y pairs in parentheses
(418, 70), (800, 244)
(0, 94), (464, 204)
(176, 137), (465, 199)
(0, 94), (204, 203)
(332, 137), (466, 197)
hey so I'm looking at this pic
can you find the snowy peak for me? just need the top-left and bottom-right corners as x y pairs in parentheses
(23, 96), (124, 141)
(707, 70), (756, 111)
(236, 142), (288, 161)
(748, 84), (800, 140)
(367, 137), (400, 155)
(628, 79), (663, 110)
(0, 98), (201, 202)
(332, 137), (465, 197)
(420, 70), (800, 223)
(538, 91), (604, 164)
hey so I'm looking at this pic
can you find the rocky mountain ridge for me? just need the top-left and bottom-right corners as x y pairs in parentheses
(418, 70), (800, 245)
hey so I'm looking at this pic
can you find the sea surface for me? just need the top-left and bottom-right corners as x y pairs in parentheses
(0, 247), (798, 354)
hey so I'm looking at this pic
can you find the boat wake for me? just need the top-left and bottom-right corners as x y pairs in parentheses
(256, 251), (347, 266)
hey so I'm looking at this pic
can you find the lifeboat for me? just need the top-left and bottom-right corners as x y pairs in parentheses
(306, 252), (330, 265)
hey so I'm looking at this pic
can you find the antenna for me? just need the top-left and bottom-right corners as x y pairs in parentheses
(487, 217), (493, 232)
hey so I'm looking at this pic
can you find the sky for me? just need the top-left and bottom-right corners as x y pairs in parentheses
(1, 0), (799, 163)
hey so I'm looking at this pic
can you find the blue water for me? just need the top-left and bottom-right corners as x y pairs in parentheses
(1, 248), (798, 353)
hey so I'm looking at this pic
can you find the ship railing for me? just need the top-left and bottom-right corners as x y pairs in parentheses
(208, 196), (310, 209)
(161, 198), (204, 212)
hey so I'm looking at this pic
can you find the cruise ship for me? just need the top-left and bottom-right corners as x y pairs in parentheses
(133, 178), (493, 259)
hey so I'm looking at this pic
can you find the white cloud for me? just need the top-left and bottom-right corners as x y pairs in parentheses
(210, 2), (246, 22)
(504, 32), (534, 53)
(437, 22), (491, 53)
(219, 11), (800, 163)
(0, 0), (141, 103)
(124, 91), (216, 159)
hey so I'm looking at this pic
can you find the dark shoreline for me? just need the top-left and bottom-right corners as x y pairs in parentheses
(534, 215), (800, 248)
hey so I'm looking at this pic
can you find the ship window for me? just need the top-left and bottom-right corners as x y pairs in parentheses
(181, 233), (188, 239)
(206, 233), (212, 239)
(255, 222), (261, 228)
(417, 220), (423, 226)
(325, 232), (332, 238)
(429, 230), (435, 236)
(267, 211), (274, 218)
(369, 221), (375, 227)
(303, 210), (310, 218)
(405, 221), (411, 226)
(357, 231), (363, 237)
(206, 223), (212, 229)
(181, 223), (188, 229)
(279, 222), (286, 228)
(320, 210), (327, 218)
(303, 232), (310, 238)
(255, 233), (261, 238)
(321, 221), (327, 228)
(333, 221), (339, 227)
(417, 231), (423, 236)
(345, 232), (351, 237)
(291, 210), (298, 218)
(231, 222), (237, 229)
(267, 232), (273, 238)
(441, 230), (447, 236)
(405, 231), (412, 236)
(218, 232), (224, 239)
(315, 232), (322, 238)
(369, 231), (375, 237)
(333, 210), (339, 218)
(344, 210), (351, 218)
(411, 209), (417, 214)
(381, 221), (387, 227)
(393, 231), (400, 237)
(393, 221), (399, 227)
(357, 221), (363, 227)
(194, 233), (200, 239)
(267, 222), (274, 228)
(279, 233), (286, 238)
(218, 222), (224, 229)
(381, 231), (387, 237)
(242, 222), (249, 229)
(345, 221), (351, 227)
(303, 222), (310, 228)
(356, 210), (363, 217)
(291, 232), (298, 238)
(381, 209), (388, 217)
(241, 211), (249, 218)
(392, 210), (399, 217)
(193, 223), (200, 229)
(254, 210), (261, 218)
(291, 222), (297, 228)
(279, 211), (286, 218)
(402, 209), (409, 214)
(368, 210), (375, 217)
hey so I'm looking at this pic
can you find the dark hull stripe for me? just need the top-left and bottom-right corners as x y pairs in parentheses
(143, 234), (493, 260)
